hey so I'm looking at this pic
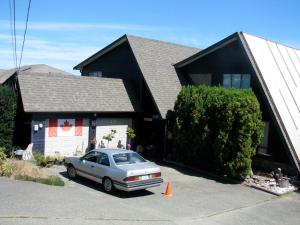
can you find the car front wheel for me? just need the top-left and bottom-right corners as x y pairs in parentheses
(103, 177), (114, 193)
(67, 165), (77, 179)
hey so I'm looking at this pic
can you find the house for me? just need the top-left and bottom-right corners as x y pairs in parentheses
(11, 33), (300, 173)
(0, 64), (72, 85)
(73, 35), (199, 158)
(74, 32), (300, 172)
(16, 72), (141, 156)
(174, 32), (300, 172)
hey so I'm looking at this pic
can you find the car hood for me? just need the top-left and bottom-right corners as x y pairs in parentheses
(118, 162), (160, 176)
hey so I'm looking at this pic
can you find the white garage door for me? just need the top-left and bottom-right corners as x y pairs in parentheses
(96, 118), (132, 148)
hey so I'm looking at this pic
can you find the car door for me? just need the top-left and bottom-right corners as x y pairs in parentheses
(93, 152), (111, 184)
(76, 151), (101, 182)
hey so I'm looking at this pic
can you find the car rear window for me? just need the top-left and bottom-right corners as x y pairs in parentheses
(113, 152), (146, 165)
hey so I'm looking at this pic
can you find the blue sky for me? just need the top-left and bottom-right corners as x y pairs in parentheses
(0, 0), (299, 74)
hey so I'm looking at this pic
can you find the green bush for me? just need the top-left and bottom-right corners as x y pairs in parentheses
(169, 85), (264, 179)
(0, 85), (17, 154)
(14, 175), (64, 186)
(0, 147), (7, 162)
(32, 151), (54, 167)
(0, 160), (14, 177)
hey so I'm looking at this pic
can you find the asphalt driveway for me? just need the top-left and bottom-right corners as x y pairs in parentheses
(0, 163), (299, 225)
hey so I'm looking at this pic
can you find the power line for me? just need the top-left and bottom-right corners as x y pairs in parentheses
(18, 0), (32, 71)
(8, 0), (16, 68)
(13, 0), (18, 69)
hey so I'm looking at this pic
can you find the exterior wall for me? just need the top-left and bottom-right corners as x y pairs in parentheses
(31, 118), (46, 154)
(179, 40), (290, 163)
(30, 113), (136, 156)
(95, 118), (132, 149)
(82, 42), (141, 95)
(44, 118), (89, 156)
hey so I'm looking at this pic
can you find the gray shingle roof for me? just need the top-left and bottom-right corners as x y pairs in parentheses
(74, 35), (199, 118)
(126, 35), (199, 118)
(18, 73), (141, 113)
(0, 64), (72, 84)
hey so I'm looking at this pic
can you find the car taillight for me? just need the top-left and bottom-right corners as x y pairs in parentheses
(152, 172), (161, 178)
(123, 176), (140, 182)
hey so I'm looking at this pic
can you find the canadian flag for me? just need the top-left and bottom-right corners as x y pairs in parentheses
(48, 119), (83, 137)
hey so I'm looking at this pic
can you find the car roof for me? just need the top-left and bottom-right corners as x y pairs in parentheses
(92, 148), (135, 155)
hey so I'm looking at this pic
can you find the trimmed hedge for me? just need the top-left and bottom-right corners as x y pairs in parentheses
(168, 85), (264, 179)
(0, 85), (17, 155)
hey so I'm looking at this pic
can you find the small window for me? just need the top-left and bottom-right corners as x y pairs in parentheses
(113, 152), (146, 165)
(189, 74), (212, 85)
(257, 121), (270, 155)
(223, 74), (251, 89)
(98, 153), (110, 166)
(232, 74), (241, 88)
(223, 74), (231, 88)
(88, 71), (102, 77)
(84, 151), (100, 163)
(241, 74), (251, 88)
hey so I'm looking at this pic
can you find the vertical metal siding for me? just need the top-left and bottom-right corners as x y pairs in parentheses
(244, 33), (300, 168)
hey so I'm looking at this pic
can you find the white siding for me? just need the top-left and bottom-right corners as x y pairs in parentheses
(95, 118), (132, 148)
(244, 33), (300, 166)
(44, 118), (89, 156)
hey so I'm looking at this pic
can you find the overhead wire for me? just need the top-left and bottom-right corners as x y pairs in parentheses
(13, 0), (18, 69)
(18, 0), (32, 71)
(8, 0), (16, 69)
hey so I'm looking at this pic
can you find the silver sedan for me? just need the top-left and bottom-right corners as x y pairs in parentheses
(65, 149), (163, 193)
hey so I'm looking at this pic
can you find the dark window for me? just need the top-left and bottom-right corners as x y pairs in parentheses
(84, 151), (100, 163)
(113, 152), (146, 165)
(257, 121), (270, 155)
(223, 74), (251, 89)
(98, 153), (110, 166)
(189, 74), (212, 85)
(88, 71), (102, 77)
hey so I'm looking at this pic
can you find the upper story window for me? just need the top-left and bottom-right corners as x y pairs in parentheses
(223, 74), (251, 89)
(88, 71), (102, 77)
(189, 73), (212, 86)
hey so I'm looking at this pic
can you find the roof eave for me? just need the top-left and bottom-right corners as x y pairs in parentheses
(174, 32), (240, 68)
(73, 34), (128, 70)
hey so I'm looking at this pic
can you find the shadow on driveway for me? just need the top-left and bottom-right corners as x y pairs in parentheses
(155, 160), (240, 185)
(59, 171), (155, 199)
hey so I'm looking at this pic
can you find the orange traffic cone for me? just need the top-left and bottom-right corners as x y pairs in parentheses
(164, 182), (173, 197)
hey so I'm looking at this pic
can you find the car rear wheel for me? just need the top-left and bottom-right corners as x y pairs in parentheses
(67, 165), (77, 179)
(103, 177), (114, 193)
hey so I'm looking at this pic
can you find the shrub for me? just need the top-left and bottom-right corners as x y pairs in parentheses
(0, 85), (17, 154)
(15, 175), (64, 186)
(32, 151), (54, 167)
(127, 127), (136, 140)
(169, 85), (264, 179)
(0, 160), (14, 177)
(0, 159), (64, 186)
(103, 129), (117, 147)
(0, 147), (7, 161)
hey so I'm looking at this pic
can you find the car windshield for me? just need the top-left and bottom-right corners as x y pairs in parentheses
(113, 152), (146, 165)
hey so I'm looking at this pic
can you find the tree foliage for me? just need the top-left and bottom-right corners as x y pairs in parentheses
(103, 129), (117, 147)
(0, 85), (17, 154)
(168, 85), (264, 179)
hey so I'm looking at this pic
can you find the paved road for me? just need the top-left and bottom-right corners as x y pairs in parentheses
(0, 164), (299, 225)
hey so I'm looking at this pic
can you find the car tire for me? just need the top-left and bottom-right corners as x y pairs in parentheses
(67, 165), (77, 179)
(103, 177), (115, 193)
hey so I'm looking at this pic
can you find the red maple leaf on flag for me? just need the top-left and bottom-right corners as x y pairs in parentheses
(60, 120), (73, 132)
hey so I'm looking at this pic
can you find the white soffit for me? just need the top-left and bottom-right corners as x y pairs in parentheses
(243, 33), (300, 167)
